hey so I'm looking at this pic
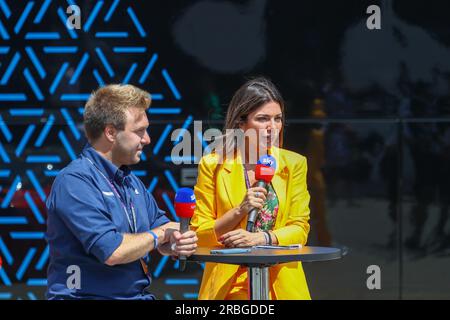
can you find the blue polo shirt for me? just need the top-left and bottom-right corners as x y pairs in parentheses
(46, 144), (170, 300)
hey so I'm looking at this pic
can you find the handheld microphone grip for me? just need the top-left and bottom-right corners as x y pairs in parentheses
(178, 217), (190, 271)
(246, 180), (266, 232)
(174, 188), (196, 272)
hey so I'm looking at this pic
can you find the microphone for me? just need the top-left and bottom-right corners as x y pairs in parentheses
(174, 187), (196, 271)
(246, 155), (277, 232)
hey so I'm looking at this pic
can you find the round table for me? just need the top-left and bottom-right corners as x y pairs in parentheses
(189, 246), (343, 300)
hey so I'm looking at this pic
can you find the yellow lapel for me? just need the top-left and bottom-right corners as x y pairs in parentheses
(270, 147), (287, 223)
(221, 154), (246, 210)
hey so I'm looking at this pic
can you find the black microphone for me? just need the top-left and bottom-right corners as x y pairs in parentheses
(174, 188), (196, 271)
(246, 155), (277, 232)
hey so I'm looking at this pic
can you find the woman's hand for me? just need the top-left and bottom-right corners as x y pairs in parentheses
(238, 187), (267, 216)
(219, 229), (266, 247)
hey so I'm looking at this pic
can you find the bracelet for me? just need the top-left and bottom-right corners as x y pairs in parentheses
(262, 232), (269, 245)
(148, 230), (159, 249)
(264, 231), (272, 245)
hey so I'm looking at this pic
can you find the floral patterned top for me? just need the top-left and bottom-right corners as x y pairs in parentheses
(243, 167), (279, 231)
(255, 182), (279, 231)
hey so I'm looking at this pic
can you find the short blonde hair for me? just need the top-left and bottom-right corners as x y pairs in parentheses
(83, 84), (151, 142)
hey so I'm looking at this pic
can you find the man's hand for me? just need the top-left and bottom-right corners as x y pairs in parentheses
(219, 229), (265, 248)
(169, 230), (198, 257)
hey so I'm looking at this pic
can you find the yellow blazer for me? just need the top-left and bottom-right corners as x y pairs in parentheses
(191, 147), (311, 300)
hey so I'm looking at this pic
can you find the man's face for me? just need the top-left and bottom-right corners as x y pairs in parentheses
(113, 107), (151, 166)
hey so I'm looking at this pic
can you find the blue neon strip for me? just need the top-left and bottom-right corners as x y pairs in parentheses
(0, 94), (26, 101)
(44, 170), (60, 177)
(10, 232), (45, 239)
(164, 156), (197, 163)
(162, 192), (178, 221)
(1, 52), (21, 85)
(60, 94), (90, 101)
(152, 124), (172, 155)
(150, 94), (164, 100)
(27, 292), (37, 300)
(0, 217), (27, 224)
(164, 170), (179, 192)
(15, 125), (35, 157)
(26, 155), (61, 163)
(35, 114), (55, 147)
(147, 176), (158, 193)
(26, 278), (47, 286)
(127, 7), (146, 37)
(26, 170), (46, 202)
(148, 108), (181, 114)
(0, 142), (11, 162)
(43, 46), (78, 53)
(131, 170), (146, 177)
(0, 237), (13, 265)
(57, 7), (77, 39)
(1, 176), (20, 208)
(0, 169), (10, 177)
(153, 255), (169, 278)
(139, 53), (158, 84)
(34, 0), (52, 23)
(59, 131), (76, 160)
(25, 47), (46, 78)
(162, 69), (181, 100)
(104, 0), (120, 21)
(0, 46), (9, 54)
(0, 115), (12, 142)
(25, 32), (60, 39)
(183, 293), (199, 299)
(0, 293), (12, 299)
(122, 63), (137, 84)
(50, 62), (69, 94)
(23, 68), (44, 100)
(0, 0), (11, 18)
(24, 191), (45, 224)
(95, 47), (114, 77)
(165, 279), (199, 285)
(0, 20), (9, 40)
(61, 108), (81, 140)
(14, 2), (34, 34)
(35, 245), (49, 270)
(93, 69), (104, 86)
(95, 32), (128, 38)
(0, 269), (12, 286)
(9, 109), (44, 116)
(175, 115), (194, 142)
(113, 47), (146, 53)
(16, 248), (37, 280)
(70, 53), (89, 84)
(83, 1), (103, 32)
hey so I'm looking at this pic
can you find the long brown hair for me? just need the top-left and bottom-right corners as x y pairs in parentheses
(223, 77), (285, 152)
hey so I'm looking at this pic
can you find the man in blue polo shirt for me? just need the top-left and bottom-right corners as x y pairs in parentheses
(46, 84), (198, 299)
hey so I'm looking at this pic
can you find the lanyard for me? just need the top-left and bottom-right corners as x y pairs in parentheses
(85, 157), (138, 233)
(243, 165), (251, 189)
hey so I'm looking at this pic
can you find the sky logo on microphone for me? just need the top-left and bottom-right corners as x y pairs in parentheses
(257, 154), (276, 169)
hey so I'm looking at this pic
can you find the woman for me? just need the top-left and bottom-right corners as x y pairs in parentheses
(191, 77), (311, 300)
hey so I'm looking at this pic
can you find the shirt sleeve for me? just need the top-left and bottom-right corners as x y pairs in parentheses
(47, 173), (124, 263)
(145, 191), (170, 229)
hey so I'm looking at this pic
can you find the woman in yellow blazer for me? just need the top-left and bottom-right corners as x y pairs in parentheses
(191, 77), (311, 300)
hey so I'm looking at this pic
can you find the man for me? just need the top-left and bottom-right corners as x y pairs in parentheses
(46, 84), (197, 299)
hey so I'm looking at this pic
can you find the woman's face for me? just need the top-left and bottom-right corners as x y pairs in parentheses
(239, 101), (283, 152)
